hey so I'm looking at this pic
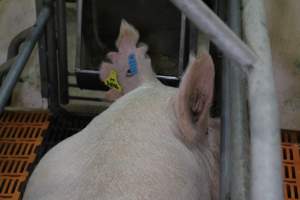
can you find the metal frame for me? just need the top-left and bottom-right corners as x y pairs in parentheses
(75, 0), (191, 90)
(243, 0), (283, 199)
(0, 5), (51, 113)
(0, 0), (283, 199)
(220, 0), (250, 199)
(56, 0), (69, 104)
(169, 0), (283, 199)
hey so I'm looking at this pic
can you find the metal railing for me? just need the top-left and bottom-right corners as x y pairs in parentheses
(0, 5), (51, 113)
(169, 0), (283, 199)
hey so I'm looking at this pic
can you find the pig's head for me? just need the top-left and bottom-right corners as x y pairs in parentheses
(99, 20), (157, 101)
(100, 20), (215, 146)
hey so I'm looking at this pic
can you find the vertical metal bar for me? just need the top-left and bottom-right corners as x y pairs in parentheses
(221, 58), (232, 200)
(91, 0), (106, 50)
(46, 1), (60, 112)
(75, 0), (83, 70)
(178, 14), (186, 76)
(36, 0), (50, 98)
(0, 6), (51, 114)
(169, 0), (257, 68)
(56, 0), (69, 104)
(227, 0), (250, 199)
(216, 0), (233, 199)
(242, 0), (284, 199)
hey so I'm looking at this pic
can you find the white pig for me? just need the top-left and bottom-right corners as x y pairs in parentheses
(23, 20), (219, 200)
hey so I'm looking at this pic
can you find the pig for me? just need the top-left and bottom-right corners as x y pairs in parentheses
(23, 20), (219, 200)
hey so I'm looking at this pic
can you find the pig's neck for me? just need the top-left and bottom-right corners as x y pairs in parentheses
(169, 97), (219, 200)
(193, 143), (219, 200)
(138, 63), (159, 84)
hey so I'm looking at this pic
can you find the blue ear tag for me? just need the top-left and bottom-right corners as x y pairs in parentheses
(127, 53), (138, 76)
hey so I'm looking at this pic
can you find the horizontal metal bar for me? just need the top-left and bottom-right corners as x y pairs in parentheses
(0, 6), (51, 114)
(169, 0), (257, 68)
(76, 69), (180, 81)
(68, 84), (78, 88)
(75, 69), (100, 74)
(156, 75), (179, 81)
(69, 96), (107, 102)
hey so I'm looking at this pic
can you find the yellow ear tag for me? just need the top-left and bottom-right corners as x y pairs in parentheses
(104, 70), (123, 92)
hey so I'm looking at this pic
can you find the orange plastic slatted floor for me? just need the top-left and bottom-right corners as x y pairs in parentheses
(0, 111), (49, 200)
(282, 130), (300, 200)
(0, 111), (299, 199)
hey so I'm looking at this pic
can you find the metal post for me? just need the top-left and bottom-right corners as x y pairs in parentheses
(227, 0), (250, 199)
(169, 0), (257, 68)
(56, 0), (69, 104)
(169, 0), (283, 199)
(35, 0), (50, 98)
(243, 0), (284, 199)
(0, 6), (50, 114)
(178, 14), (186, 76)
(46, 1), (60, 113)
(218, 0), (232, 199)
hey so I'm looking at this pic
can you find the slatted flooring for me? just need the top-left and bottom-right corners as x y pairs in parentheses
(0, 111), (49, 200)
(282, 130), (300, 200)
(0, 111), (299, 199)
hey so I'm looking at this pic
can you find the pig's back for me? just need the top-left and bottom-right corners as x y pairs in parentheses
(23, 84), (211, 200)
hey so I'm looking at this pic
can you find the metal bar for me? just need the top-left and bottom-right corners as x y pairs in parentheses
(227, 0), (250, 199)
(178, 14), (186, 76)
(221, 59), (232, 200)
(169, 0), (257, 68)
(7, 27), (33, 60)
(91, 0), (106, 51)
(76, 69), (180, 81)
(35, 0), (49, 98)
(0, 6), (50, 114)
(46, 1), (60, 113)
(68, 83), (78, 87)
(218, 0), (232, 198)
(56, 0), (69, 104)
(242, 0), (284, 199)
(75, 0), (83, 70)
(69, 96), (106, 102)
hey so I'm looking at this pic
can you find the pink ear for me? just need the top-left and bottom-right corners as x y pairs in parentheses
(98, 20), (157, 101)
(99, 62), (114, 81)
(175, 52), (215, 144)
(116, 20), (139, 51)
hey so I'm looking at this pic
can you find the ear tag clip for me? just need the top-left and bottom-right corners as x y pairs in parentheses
(127, 53), (138, 77)
(104, 70), (123, 92)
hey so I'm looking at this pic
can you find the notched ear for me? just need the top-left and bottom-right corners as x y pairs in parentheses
(116, 20), (139, 51)
(99, 20), (157, 101)
(175, 52), (215, 145)
(99, 62), (114, 81)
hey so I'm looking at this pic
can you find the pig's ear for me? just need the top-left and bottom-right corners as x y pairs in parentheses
(175, 52), (215, 144)
(116, 20), (139, 51)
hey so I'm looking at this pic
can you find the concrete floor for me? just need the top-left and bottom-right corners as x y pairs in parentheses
(0, 0), (299, 128)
